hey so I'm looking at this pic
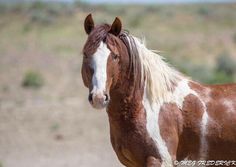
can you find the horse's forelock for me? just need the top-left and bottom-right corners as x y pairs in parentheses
(83, 24), (111, 56)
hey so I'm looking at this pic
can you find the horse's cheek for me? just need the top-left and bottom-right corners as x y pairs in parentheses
(81, 64), (90, 88)
(107, 61), (119, 87)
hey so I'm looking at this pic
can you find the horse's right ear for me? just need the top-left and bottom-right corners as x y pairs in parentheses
(84, 14), (94, 35)
(109, 17), (122, 36)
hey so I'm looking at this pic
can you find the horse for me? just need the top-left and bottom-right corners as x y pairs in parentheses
(81, 14), (236, 167)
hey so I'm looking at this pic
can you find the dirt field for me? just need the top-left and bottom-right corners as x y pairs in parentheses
(0, 47), (122, 167)
(0, 53), (123, 166)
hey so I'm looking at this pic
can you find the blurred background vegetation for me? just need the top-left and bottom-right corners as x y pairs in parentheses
(0, 1), (235, 85)
(0, 1), (235, 167)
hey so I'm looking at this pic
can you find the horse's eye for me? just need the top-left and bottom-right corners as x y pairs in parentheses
(112, 54), (119, 61)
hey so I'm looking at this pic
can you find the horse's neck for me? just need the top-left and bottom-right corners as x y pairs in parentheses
(107, 35), (184, 119)
(107, 85), (144, 121)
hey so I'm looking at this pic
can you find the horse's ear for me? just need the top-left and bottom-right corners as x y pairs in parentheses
(84, 13), (94, 35)
(109, 17), (122, 36)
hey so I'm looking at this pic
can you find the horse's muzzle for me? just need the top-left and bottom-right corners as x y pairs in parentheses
(88, 92), (110, 109)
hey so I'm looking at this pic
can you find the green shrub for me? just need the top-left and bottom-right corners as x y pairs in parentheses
(22, 70), (44, 89)
(50, 123), (60, 132)
(22, 24), (31, 33)
(172, 55), (235, 84)
(185, 65), (213, 83)
(27, 2), (67, 25)
(216, 52), (236, 76)
(208, 52), (236, 84)
(172, 58), (214, 83)
(145, 5), (161, 14)
(74, 0), (91, 11)
(197, 6), (210, 16)
(30, 1), (47, 11)
(129, 16), (142, 28)
(0, 4), (7, 14)
(98, 4), (126, 15)
(29, 10), (55, 25)
(208, 71), (234, 84)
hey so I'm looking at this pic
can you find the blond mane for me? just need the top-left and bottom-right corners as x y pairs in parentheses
(129, 36), (184, 104)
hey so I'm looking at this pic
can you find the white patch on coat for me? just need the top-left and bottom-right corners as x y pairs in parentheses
(170, 79), (197, 108)
(91, 42), (110, 95)
(196, 89), (210, 160)
(143, 85), (173, 167)
(222, 99), (235, 112)
(199, 109), (209, 160)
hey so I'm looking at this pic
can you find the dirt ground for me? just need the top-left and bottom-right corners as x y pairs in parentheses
(0, 50), (122, 167)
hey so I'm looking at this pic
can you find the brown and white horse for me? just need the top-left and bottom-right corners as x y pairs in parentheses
(81, 14), (236, 167)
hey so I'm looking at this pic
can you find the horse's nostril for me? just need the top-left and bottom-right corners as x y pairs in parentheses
(104, 94), (109, 101)
(88, 93), (93, 102)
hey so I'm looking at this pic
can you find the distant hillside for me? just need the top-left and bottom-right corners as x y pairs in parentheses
(1, 0), (236, 4)
(0, 0), (74, 3)
(0, 2), (235, 83)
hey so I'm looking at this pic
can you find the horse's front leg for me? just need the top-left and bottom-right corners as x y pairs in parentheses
(146, 156), (161, 167)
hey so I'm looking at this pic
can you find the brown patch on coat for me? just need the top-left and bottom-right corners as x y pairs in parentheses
(159, 103), (182, 160)
(177, 94), (204, 160)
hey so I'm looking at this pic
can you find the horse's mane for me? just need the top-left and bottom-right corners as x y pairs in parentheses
(118, 31), (143, 91)
(118, 32), (183, 104)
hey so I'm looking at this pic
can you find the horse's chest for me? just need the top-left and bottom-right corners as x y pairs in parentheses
(109, 119), (159, 167)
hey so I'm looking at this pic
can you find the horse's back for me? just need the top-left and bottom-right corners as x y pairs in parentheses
(187, 82), (236, 160)
(206, 83), (236, 114)
(191, 82), (236, 113)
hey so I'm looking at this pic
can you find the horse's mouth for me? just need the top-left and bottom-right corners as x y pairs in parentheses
(90, 100), (109, 110)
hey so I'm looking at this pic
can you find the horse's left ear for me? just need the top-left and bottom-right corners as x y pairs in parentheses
(84, 13), (94, 35)
(109, 17), (122, 36)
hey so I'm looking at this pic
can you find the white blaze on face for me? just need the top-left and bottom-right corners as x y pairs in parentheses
(91, 42), (110, 95)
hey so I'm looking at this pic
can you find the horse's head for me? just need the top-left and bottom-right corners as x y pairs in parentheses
(82, 14), (129, 109)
